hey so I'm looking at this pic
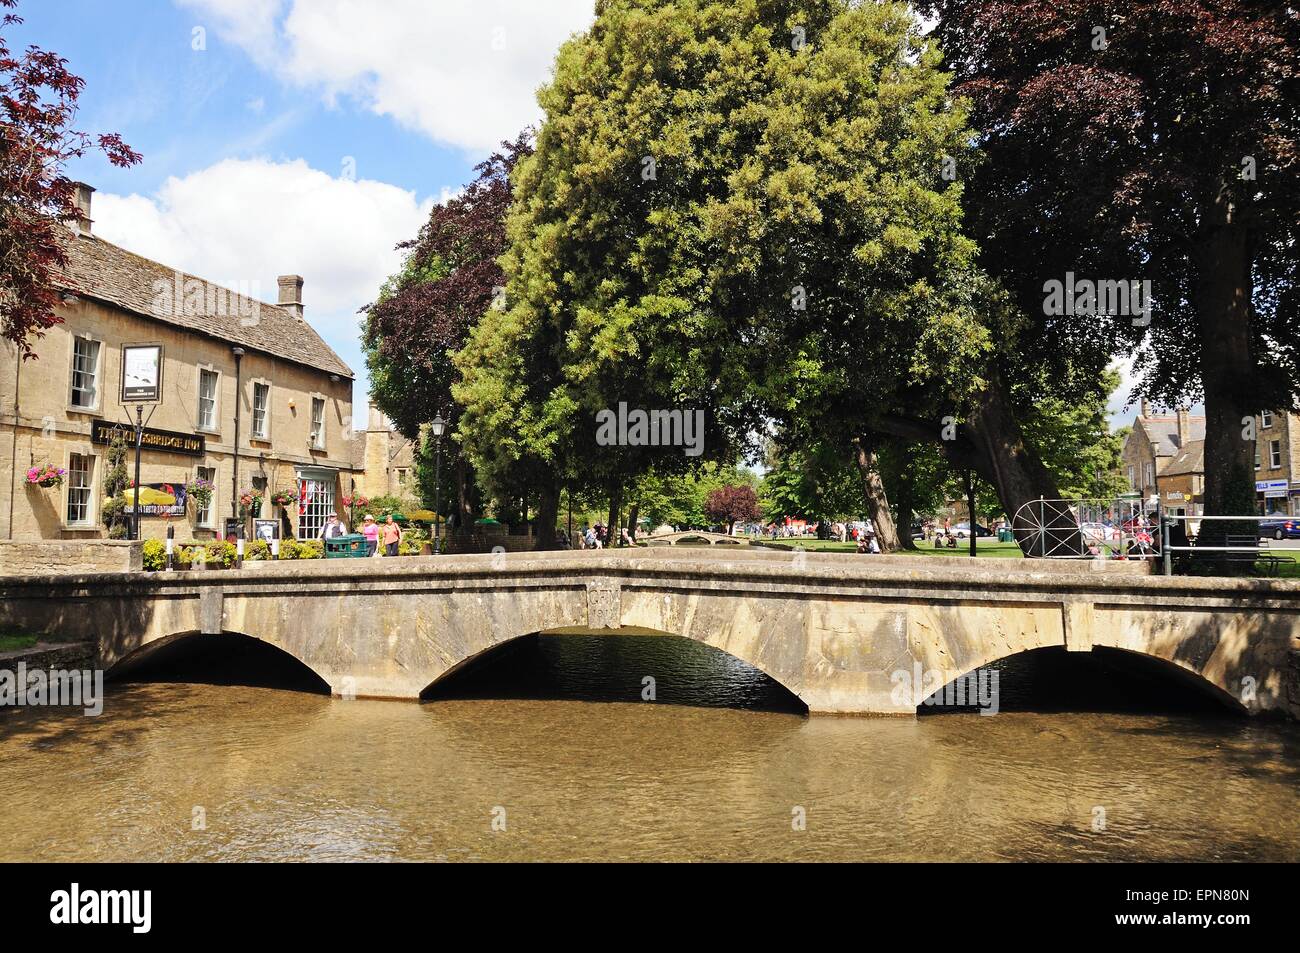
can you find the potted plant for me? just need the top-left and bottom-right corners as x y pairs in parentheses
(25, 463), (65, 488)
(270, 488), (297, 508)
(340, 493), (369, 528)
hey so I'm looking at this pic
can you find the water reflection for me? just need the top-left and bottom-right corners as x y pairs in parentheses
(2, 634), (1297, 861)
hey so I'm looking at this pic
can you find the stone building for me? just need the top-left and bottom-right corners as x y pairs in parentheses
(1155, 439), (1204, 517)
(0, 184), (360, 542)
(358, 402), (415, 501)
(1253, 408), (1300, 516)
(1120, 402), (1205, 507)
(1121, 400), (1300, 517)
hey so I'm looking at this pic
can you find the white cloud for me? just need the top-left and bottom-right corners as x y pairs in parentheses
(93, 158), (434, 392)
(177, 0), (595, 153)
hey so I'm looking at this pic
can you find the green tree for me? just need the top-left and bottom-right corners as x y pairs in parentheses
(918, 1), (1300, 516)
(454, 0), (994, 548)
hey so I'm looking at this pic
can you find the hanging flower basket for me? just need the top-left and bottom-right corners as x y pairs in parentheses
(270, 489), (297, 508)
(26, 464), (65, 488)
(186, 477), (215, 510)
(239, 490), (265, 516)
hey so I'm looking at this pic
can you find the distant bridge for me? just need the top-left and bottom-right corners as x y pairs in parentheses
(1, 549), (1296, 717)
(641, 530), (750, 545)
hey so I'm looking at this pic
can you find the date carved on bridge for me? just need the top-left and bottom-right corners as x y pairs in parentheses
(587, 582), (622, 630)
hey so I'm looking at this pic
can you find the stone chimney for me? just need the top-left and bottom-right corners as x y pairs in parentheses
(1176, 406), (1190, 447)
(72, 182), (94, 236)
(1139, 398), (1151, 418)
(277, 275), (304, 319)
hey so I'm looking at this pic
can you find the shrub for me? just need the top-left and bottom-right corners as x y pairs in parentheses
(142, 538), (165, 571)
(244, 539), (270, 561)
(205, 540), (236, 568)
(278, 539), (322, 560)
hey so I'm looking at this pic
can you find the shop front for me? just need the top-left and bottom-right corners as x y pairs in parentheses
(1256, 479), (1289, 516)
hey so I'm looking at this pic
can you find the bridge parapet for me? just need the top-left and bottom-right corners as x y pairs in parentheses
(1, 551), (1295, 717)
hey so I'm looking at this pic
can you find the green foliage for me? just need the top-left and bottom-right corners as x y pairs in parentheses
(453, 0), (983, 511)
(141, 538), (165, 571)
(244, 539), (270, 561)
(1018, 367), (1129, 500)
(760, 443), (861, 522)
(278, 540), (323, 560)
(100, 428), (130, 539)
(634, 462), (759, 528)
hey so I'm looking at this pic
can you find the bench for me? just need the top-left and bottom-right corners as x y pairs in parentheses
(1192, 532), (1288, 576)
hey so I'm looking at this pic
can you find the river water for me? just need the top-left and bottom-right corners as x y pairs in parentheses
(2, 633), (1298, 862)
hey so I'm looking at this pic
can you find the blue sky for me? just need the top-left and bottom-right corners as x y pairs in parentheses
(10, 0), (595, 425)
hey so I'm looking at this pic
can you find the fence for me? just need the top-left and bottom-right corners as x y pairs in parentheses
(1010, 497), (1162, 561)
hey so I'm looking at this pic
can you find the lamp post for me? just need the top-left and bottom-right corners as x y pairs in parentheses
(430, 413), (446, 555)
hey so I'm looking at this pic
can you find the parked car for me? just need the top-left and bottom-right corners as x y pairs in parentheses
(952, 522), (992, 538)
(1259, 517), (1300, 540)
(909, 521), (926, 540)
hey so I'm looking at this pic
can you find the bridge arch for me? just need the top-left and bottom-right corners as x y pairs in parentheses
(418, 626), (809, 713)
(105, 630), (332, 695)
(915, 644), (1249, 715)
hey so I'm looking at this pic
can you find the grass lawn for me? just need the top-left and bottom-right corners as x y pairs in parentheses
(0, 631), (40, 652)
(755, 538), (1024, 558)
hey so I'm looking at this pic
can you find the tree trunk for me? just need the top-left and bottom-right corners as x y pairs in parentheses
(626, 502), (639, 542)
(891, 444), (918, 550)
(455, 452), (476, 524)
(964, 468), (977, 558)
(874, 371), (1082, 556)
(532, 480), (561, 551)
(1195, 188), (1256, 518)
(852, 436), (900, 552)
(606, 481), (622, 548)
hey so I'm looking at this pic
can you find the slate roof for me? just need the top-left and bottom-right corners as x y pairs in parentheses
(1138, 414), (1205, 456)
(56, 232), (353, 379)
(1161, 439), (1205, 476)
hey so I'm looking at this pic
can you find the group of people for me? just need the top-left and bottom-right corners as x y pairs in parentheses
(319, 511), (403, 556)
(580, 523), (635, 549)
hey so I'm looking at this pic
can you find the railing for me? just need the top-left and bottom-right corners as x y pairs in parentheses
(1010, 497), (1162, 561)
(1157, 513), (1294, 577)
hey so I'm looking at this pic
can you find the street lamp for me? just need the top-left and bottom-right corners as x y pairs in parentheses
(430, 413), (446, 555)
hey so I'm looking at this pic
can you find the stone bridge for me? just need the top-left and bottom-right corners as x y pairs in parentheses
(1, 549), (1297, 717)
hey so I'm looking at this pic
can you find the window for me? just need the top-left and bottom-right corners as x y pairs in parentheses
(1127, 465), (1135, 489)
(195, 465), (216, 528)
(1270, 439), (1282, 469)
(309, 396), (326, 449)
(297, 477), (334, 539)
(66, 453), (94, 526)
(69, 336), (100, 410)
(396, 468), (409, 487)
(1143, 462), (1154, 489)
(251, 382), (270, 440)
(198, 368), (219, 432)
(1255, 449), (1262, 470)
(1261, 411), (1273, 429)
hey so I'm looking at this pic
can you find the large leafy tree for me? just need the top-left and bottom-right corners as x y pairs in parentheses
(1, 0), (140, 356)
(363, 131), (531, 520)
(455, 0), (993, 546)
(918, 0), (1300, 515)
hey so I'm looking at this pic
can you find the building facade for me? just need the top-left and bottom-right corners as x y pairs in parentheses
(1120, 402), (1206, 513)
(358, 403), (416, 501)
(1121, 401), (1300, 516)
(0, 185), (360, 543)
(1253, 408), (1300, 516)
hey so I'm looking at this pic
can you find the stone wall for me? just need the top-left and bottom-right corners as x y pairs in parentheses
(0, 540), (141, 575)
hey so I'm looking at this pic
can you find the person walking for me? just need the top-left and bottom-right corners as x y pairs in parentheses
(361, 514), (380, 556)
(382, 514), (402, 556)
